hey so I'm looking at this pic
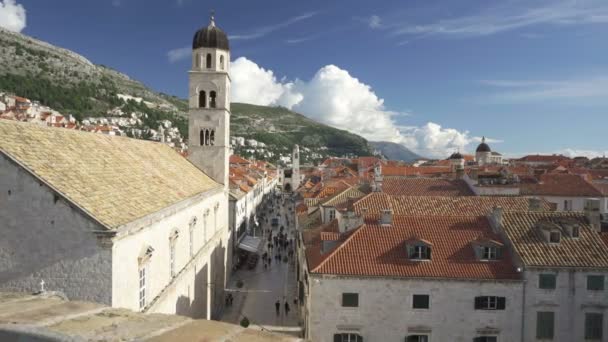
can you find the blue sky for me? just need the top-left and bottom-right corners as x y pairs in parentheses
(3, 0), (608, 158)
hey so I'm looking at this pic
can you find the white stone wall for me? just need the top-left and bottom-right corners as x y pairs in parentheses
(111, 188), (229, 319)
(522, 268), (608, 342)
(0, 153), (112, 304)
(308, 275), (523, 342)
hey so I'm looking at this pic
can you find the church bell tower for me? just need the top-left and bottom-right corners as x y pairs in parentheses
(188, 14), (230, 187)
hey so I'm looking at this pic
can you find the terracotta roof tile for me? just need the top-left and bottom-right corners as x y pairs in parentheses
(382, 178), (474, 196)
(502, 211), (608, 268)
(308, 215), (519, 280)
(521, 173), (603, 197)
(354, 193), (552, 217)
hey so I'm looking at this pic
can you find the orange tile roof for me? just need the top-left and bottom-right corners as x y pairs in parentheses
(517, 155), (570, 163)
(354, 193), (553, 217)
(521, 173), (603, 197)
(307, 215), (520, 280)
(382, 178), (474, 196)
(230, 154), (250, 165)
(383, 166), (452, 177)
(502, 211), (608, 268)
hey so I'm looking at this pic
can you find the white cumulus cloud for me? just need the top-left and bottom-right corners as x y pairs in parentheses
(167, 47), (191, 63)
(0, 0), (26, 32)
(230, 57), (478, 158)
(230, 57), (303, 108)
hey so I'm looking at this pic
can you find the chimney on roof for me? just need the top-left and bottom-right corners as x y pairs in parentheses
(491, 206), (503, 230)
(584, 198), (601, 232)
(380, 209), (393, 225)
(528, 197), (542, 212)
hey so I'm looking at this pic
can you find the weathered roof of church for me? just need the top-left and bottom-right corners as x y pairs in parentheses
(0, 120), (221, 230)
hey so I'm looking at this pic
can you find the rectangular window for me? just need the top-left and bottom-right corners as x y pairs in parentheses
(333, 333), (363, 342)
(482, 246), (497, 260)
(170, 243), (176, 277)
(587, 275), (605, 291)
(536, 311), (554, 339)
(342, 293), (359, 307)
(412, 294), (430, 309)
(329, 209), (336, 221)
(539, 273), (557, 289)
(406, 335), (429, 342)
(410, 245), (431, 260)
(585, 313), (603, 339)
(138, 266), (146, 309)
(571, 226), (580, 238)
(473, 337), (497, 342)
(549, 231), (561, 243)
(474, 296), (506, 310)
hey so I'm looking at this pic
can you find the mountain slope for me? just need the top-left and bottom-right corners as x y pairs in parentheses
(0, 27), (372, 162)
(231, 103), (372, 160)
(370, 141), (422, 162)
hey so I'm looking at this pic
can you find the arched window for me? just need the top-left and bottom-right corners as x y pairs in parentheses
(195, 54), (200, 68)
(206, 53), (212, 69)
(205, 130), (210, 146)
(220, 55), (224, 70)
(210, 91), (217, 108)
(199, 90), (206, 108)
(200, 130), (205, 146)
(210, 130), (215, 146)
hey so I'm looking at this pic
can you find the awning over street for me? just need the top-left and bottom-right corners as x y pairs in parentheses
(238, 236), (262, 253)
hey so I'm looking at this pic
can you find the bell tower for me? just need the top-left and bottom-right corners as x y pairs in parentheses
(188, 13), (230, 187)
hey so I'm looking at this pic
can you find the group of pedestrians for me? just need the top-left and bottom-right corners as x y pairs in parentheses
(275, 298), (290, 316)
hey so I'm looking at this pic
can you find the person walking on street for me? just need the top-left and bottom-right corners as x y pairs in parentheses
(284, 300), (290, 316)
(275, 299), (281, 316)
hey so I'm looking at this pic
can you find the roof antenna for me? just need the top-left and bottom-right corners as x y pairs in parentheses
(209, 9), (216, 27)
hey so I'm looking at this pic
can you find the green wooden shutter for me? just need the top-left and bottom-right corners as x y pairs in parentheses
(536, 311), (554, 339)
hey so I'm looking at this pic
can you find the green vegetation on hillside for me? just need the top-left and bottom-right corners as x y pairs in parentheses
(231, 103), (372, 160)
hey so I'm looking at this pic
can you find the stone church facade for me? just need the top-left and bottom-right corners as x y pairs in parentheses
(0, 16), (233, 319)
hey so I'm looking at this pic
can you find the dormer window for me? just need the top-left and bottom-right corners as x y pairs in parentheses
(571, 226), (580, 238)
(408, 244), (431, 260)
(549, 230), (561, 243)
(482, 246), (498, 260)
(474, 239), (503, 261)
(537, 220), (565, 244)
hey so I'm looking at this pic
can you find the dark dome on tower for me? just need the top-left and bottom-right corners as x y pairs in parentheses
(192, 15), (230, 51)
(449, 152), (463, 160)
(476, 136), (491, 153)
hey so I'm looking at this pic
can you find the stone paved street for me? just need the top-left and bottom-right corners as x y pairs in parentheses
(221, 194), (302, 337)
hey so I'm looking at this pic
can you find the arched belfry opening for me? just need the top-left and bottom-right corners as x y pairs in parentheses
(210, 130), (215, 146)
(206, 53), (212, 69)
(210, 91), (217, 108)
(205, 130), (210, 146)
(199, 130), (205, 146)
(199, 91), (206, 108)
(220, 55), (224, 70)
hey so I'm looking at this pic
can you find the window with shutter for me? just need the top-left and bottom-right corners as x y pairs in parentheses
(539, 274), (556, 289)
(474, 296), (505, 310)
(536, 311), (554, 339)
(585, 313), (603, 339)
(587, 275), (605, 291)
(473, 337), (497, 342)
(334, 333), (363, 342)
(412, 294), (430, 309)
(342, 293), (359, 307)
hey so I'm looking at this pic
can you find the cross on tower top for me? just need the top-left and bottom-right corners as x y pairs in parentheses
(209, 10), (216, 27)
